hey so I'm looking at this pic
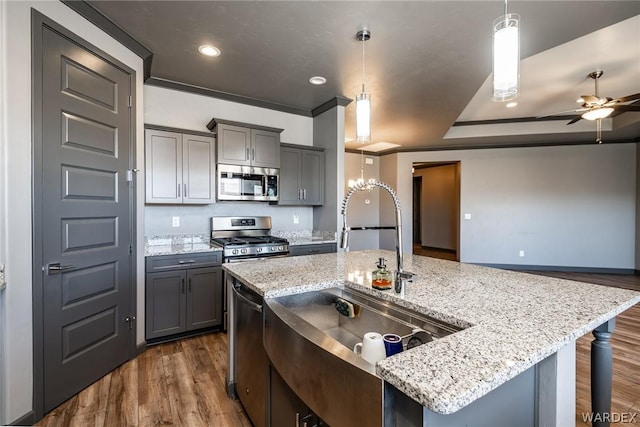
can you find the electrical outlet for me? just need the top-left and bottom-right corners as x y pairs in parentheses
(365, 199), (371, 205)
(519, 250), (525, 257)
(172, 216), (180, 227)
(464, 213), (471, 220)
(293, 213), (299, 224)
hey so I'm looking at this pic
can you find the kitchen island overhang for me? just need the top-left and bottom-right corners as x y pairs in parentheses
(223, 250), (640, 424)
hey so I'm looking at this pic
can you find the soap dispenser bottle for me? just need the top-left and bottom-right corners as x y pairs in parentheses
(372, 258), (392, 290)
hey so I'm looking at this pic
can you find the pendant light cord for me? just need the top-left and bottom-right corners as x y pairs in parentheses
(361, 32), (366, 93)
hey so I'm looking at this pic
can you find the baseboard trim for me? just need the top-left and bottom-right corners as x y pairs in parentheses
(477, 263), (635, 275)
(135, 341), (147, 357)
(11, 410), (35, 426)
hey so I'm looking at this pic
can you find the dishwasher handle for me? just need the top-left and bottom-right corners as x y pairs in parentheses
(232, 283), (263, 312)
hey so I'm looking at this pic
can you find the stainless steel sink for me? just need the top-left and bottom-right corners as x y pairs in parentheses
(274, 286), (460, 352)
(263, 285), (463, 427)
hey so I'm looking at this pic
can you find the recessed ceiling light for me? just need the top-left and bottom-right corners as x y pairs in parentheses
(309, 76), (327, 85)
(506, 102), (518, 108)
(198, 45), (221, 57)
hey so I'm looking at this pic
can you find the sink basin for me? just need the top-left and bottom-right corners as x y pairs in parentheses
(272, 286), (460, 352)
(263, 285), (463, 427)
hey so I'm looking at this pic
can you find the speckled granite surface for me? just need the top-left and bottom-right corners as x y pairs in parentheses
(223, 249), (640, 414)
(272, 229), (337, 246)
(145, 234), (221, 256)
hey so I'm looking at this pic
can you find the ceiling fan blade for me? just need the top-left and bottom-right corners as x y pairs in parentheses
(536, 108), (587, 119)
(566, 116), (582, 125)
(611, 105), (640, 112)
(613, 93), (640, 103)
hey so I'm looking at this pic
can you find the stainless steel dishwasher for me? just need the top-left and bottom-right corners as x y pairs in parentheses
(229, 277), (268, 427)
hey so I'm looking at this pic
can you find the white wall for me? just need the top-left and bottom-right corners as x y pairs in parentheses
(379, 153), (399, 251)
(143, 85), (316, 236)
(636, 142), (640, 270)
(393, 143), (636, 269)
(0, 1), (7, 421)
(343, 152), (381, 250)
(2, 2), (144, 423)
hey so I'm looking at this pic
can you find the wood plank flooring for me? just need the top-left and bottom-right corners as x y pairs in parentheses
(36, 270), (639, 427)
(36, 333), (251, 427)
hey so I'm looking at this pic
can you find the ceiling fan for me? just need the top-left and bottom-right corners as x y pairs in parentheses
(544, 70), (640, 143)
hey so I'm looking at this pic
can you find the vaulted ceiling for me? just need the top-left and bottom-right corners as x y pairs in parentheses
(85, 1), (640, 152)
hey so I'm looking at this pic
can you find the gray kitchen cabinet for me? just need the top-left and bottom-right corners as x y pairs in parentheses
(145, 252), (223, 341)
(145, 127), (215, 204)
(279, 144), (324, 206)
(288, 243), (336, 257)
(208, 118), (282, 168)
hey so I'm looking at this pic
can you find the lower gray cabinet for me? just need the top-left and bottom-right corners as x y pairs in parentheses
(288, 243), (337, 257)
(146, 253), (223, 340)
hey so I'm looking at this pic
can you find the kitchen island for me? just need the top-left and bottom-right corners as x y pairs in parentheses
(223, 249), (640, 426)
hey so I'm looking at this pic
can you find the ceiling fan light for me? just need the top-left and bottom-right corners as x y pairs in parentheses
(582, 107), (613, 121)
(492, 13), (520, 102)
(356, 92), (371, 143)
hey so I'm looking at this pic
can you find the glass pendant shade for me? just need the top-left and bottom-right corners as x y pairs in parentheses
(356, 91), (371, 142)
(582, 107), (614, 121)
(492, 13), (520, 102)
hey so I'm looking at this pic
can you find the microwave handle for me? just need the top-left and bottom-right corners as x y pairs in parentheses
(262, 175), (268, 197)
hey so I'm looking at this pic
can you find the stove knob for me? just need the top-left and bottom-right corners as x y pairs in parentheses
(240, 248), (247, 254)
(232, 249), (239, 255)
(270, 246), (276, 252)
(278, 245), (283, 251)
(256, 247), (262, 253)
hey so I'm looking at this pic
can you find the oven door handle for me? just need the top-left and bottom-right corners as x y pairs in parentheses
(232, 283), (262, 312)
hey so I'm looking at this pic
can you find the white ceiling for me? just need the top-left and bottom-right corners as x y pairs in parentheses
(86, 1), (640, 152)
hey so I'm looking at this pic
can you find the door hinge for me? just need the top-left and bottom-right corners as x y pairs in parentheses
(125, 316), (136, 330)
(128, 95), (132, 108)
(129, 244), (132, 255)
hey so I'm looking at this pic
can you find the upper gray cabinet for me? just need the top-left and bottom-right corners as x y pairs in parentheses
(207, 118), (282, 169)
(279, 144), (324, 206)
(145, 127), (216, 204)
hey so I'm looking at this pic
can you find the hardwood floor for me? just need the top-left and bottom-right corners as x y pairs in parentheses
(36, 270), (639, 427)
(36, 333), (251, 427)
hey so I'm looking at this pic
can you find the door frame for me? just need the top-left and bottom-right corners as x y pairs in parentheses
(31, 10), (138, 420)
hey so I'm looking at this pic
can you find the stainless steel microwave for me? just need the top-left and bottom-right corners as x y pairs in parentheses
(217, 164), (279, 201)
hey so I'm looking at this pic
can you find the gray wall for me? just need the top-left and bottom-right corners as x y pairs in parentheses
(343, 152), (381, 251)
(379, 154), (400, 251)
(393, 143), (636, 269)
(145, 204), (313, 236)
(414, 164), (459, 251)
(144, 85), (316, 237)
(312, 105), (345, 235)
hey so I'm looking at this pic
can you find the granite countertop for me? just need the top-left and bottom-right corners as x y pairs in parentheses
(273, 230), (337, 246)
(145, 231), (336, 257)
(145, 234), (221, 256)
(222, 249), (640, 414)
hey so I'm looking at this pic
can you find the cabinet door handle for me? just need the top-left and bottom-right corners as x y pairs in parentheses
(303, 188), (307, 200)
(188, 277), (192, 292)
(295, 413), (300, 427)
(178, 260), (196, 264)
(246, 147), (250, 160)
(181, 278), (185, 294)
(298, 188), (302, 200)
(177, 184), (181, 198)
(251, 148), (255, 161)
(184, 184), (187, 198)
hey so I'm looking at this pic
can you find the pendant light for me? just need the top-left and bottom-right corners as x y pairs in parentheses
(492, 0), (520, 102)
(356, 29), (371, 143)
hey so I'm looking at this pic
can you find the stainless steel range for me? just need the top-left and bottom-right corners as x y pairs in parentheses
(210, 216), (289, 262)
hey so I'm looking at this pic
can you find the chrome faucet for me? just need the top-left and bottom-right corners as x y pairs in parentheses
(340, 180), (414, 295)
